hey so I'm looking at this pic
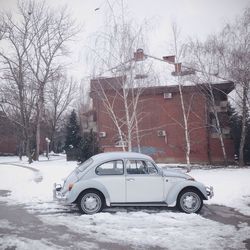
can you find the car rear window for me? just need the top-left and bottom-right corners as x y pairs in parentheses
(96, 160), (124, 175)
(77, 158), (93, 172)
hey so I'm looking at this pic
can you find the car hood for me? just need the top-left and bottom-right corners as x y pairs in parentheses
(162, 168), (189, 179)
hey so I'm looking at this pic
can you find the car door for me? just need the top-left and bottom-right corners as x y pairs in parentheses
(95, 160), (126, 202)
(125, 159), (164, 202)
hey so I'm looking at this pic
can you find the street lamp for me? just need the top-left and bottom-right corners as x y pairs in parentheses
(45, 137), (51, 159)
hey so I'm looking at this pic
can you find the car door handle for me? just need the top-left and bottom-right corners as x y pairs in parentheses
(126, 178), (135, 181)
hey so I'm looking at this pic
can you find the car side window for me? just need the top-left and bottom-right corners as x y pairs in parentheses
(96, 160), (124, 175)
(126, 160), (148, 174)
(146, 161), (158, 175)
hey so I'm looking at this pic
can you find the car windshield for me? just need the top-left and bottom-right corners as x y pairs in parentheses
(77, 158), (93, 172)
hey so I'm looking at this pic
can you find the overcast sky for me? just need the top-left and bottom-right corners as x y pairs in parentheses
(0, 0), (249, 80)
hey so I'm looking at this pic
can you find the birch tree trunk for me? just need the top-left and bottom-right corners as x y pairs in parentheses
(208, 84), (228, 166)
(239, 85), (248, 166)
(178, 82), (191, 165)
(172, 23), (191, 166)
(134, 114), (141, 153)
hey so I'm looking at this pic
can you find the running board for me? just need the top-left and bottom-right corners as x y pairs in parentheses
(110, 202), (168, 207)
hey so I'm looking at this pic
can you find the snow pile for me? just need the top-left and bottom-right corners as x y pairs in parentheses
(0, 156), (75, 208)
(40, 210), (250, 250)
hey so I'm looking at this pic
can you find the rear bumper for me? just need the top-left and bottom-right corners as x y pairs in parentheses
(206, 186), (214, 199)
(53, 183), (68, 203)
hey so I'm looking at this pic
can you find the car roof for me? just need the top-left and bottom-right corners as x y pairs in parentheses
(91, 151), (153, 163)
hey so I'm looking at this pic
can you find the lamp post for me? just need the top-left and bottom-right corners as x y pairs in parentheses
(45, 137), (51, 159)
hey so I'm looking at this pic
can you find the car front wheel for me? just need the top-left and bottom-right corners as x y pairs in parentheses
(77, 190), (103, 214)
(177, 188), (203, 213)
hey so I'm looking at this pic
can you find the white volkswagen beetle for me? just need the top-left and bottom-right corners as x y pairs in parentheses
(53, 152), (213, 214)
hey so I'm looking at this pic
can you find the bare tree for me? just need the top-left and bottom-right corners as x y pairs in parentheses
(45, 73), (77, 152)
(185, 7), (250, 166)
(0, 0), (79, 162)
(22, 0), (79, 160)
(0, 3), (38, 163)
(184, 38), (230, 165)
(215, 7), (250, 166)
(89, 1), (152, 152)
(92, 62), (153, 152)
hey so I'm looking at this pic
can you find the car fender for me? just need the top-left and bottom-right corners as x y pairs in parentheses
(166, 180), (208, 206)
(67, 179), (111, 206)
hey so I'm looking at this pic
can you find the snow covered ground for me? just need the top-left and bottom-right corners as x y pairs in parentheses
(0, 155), (250, 249)
(191, 168), (250, 216)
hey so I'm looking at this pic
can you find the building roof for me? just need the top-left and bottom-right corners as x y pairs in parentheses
(91, 79), (234, 96)
(91, 50), (233, 88)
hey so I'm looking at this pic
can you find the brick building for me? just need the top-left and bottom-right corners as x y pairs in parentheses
(89, 50), (235, 164)
(0, 113), (47, 156)
(0, 114), (18, 155)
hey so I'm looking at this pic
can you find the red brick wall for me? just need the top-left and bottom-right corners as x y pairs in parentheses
(136, 91), (209, 163)
(0, 117), (48, 155)
(0, 117), (18, 154)
(209, 138), (234, 163)
(92, 85), (234, 164)
(0, 136), (17, 154)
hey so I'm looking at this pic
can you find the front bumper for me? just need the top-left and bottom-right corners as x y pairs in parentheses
(53, 183), (68, 202)
(206, 186), (214, 199)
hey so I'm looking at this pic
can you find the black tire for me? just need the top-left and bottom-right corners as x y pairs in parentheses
(77, 190), (104, 214)
(177, 188), (203, 214)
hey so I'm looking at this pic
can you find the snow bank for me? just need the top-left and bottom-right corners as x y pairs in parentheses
(0, 156), (75, 208)
(40, 210), (250, 250)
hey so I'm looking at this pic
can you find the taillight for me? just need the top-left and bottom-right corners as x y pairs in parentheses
(68, 183), (74, 191)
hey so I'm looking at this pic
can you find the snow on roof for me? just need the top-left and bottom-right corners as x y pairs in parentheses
(93, 53), (230, 88)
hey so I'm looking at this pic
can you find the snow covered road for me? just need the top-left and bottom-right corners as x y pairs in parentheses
(0, 155), (250, 249)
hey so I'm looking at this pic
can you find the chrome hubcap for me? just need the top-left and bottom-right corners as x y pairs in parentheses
(180, 192), (201, 213)
(81, 193), (101, 214)
(85, 196), (98, 210)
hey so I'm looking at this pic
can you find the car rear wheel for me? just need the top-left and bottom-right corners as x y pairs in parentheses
(177, 189), (203, 213)
(77, 190), (103, 214)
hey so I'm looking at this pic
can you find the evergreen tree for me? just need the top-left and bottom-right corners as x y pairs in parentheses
(228, 104), (250, 165)
(78, 129), (99, 162)
(228, 105), (241, 158)
(245, 121), (250, 164)
(64, 110), (81, 151)
(64, 110), (99, 161)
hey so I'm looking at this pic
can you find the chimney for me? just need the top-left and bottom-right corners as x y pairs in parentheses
(134, 48), (145, 61)
(175, 63), (182, 73)
(163, 55), (175, 64)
